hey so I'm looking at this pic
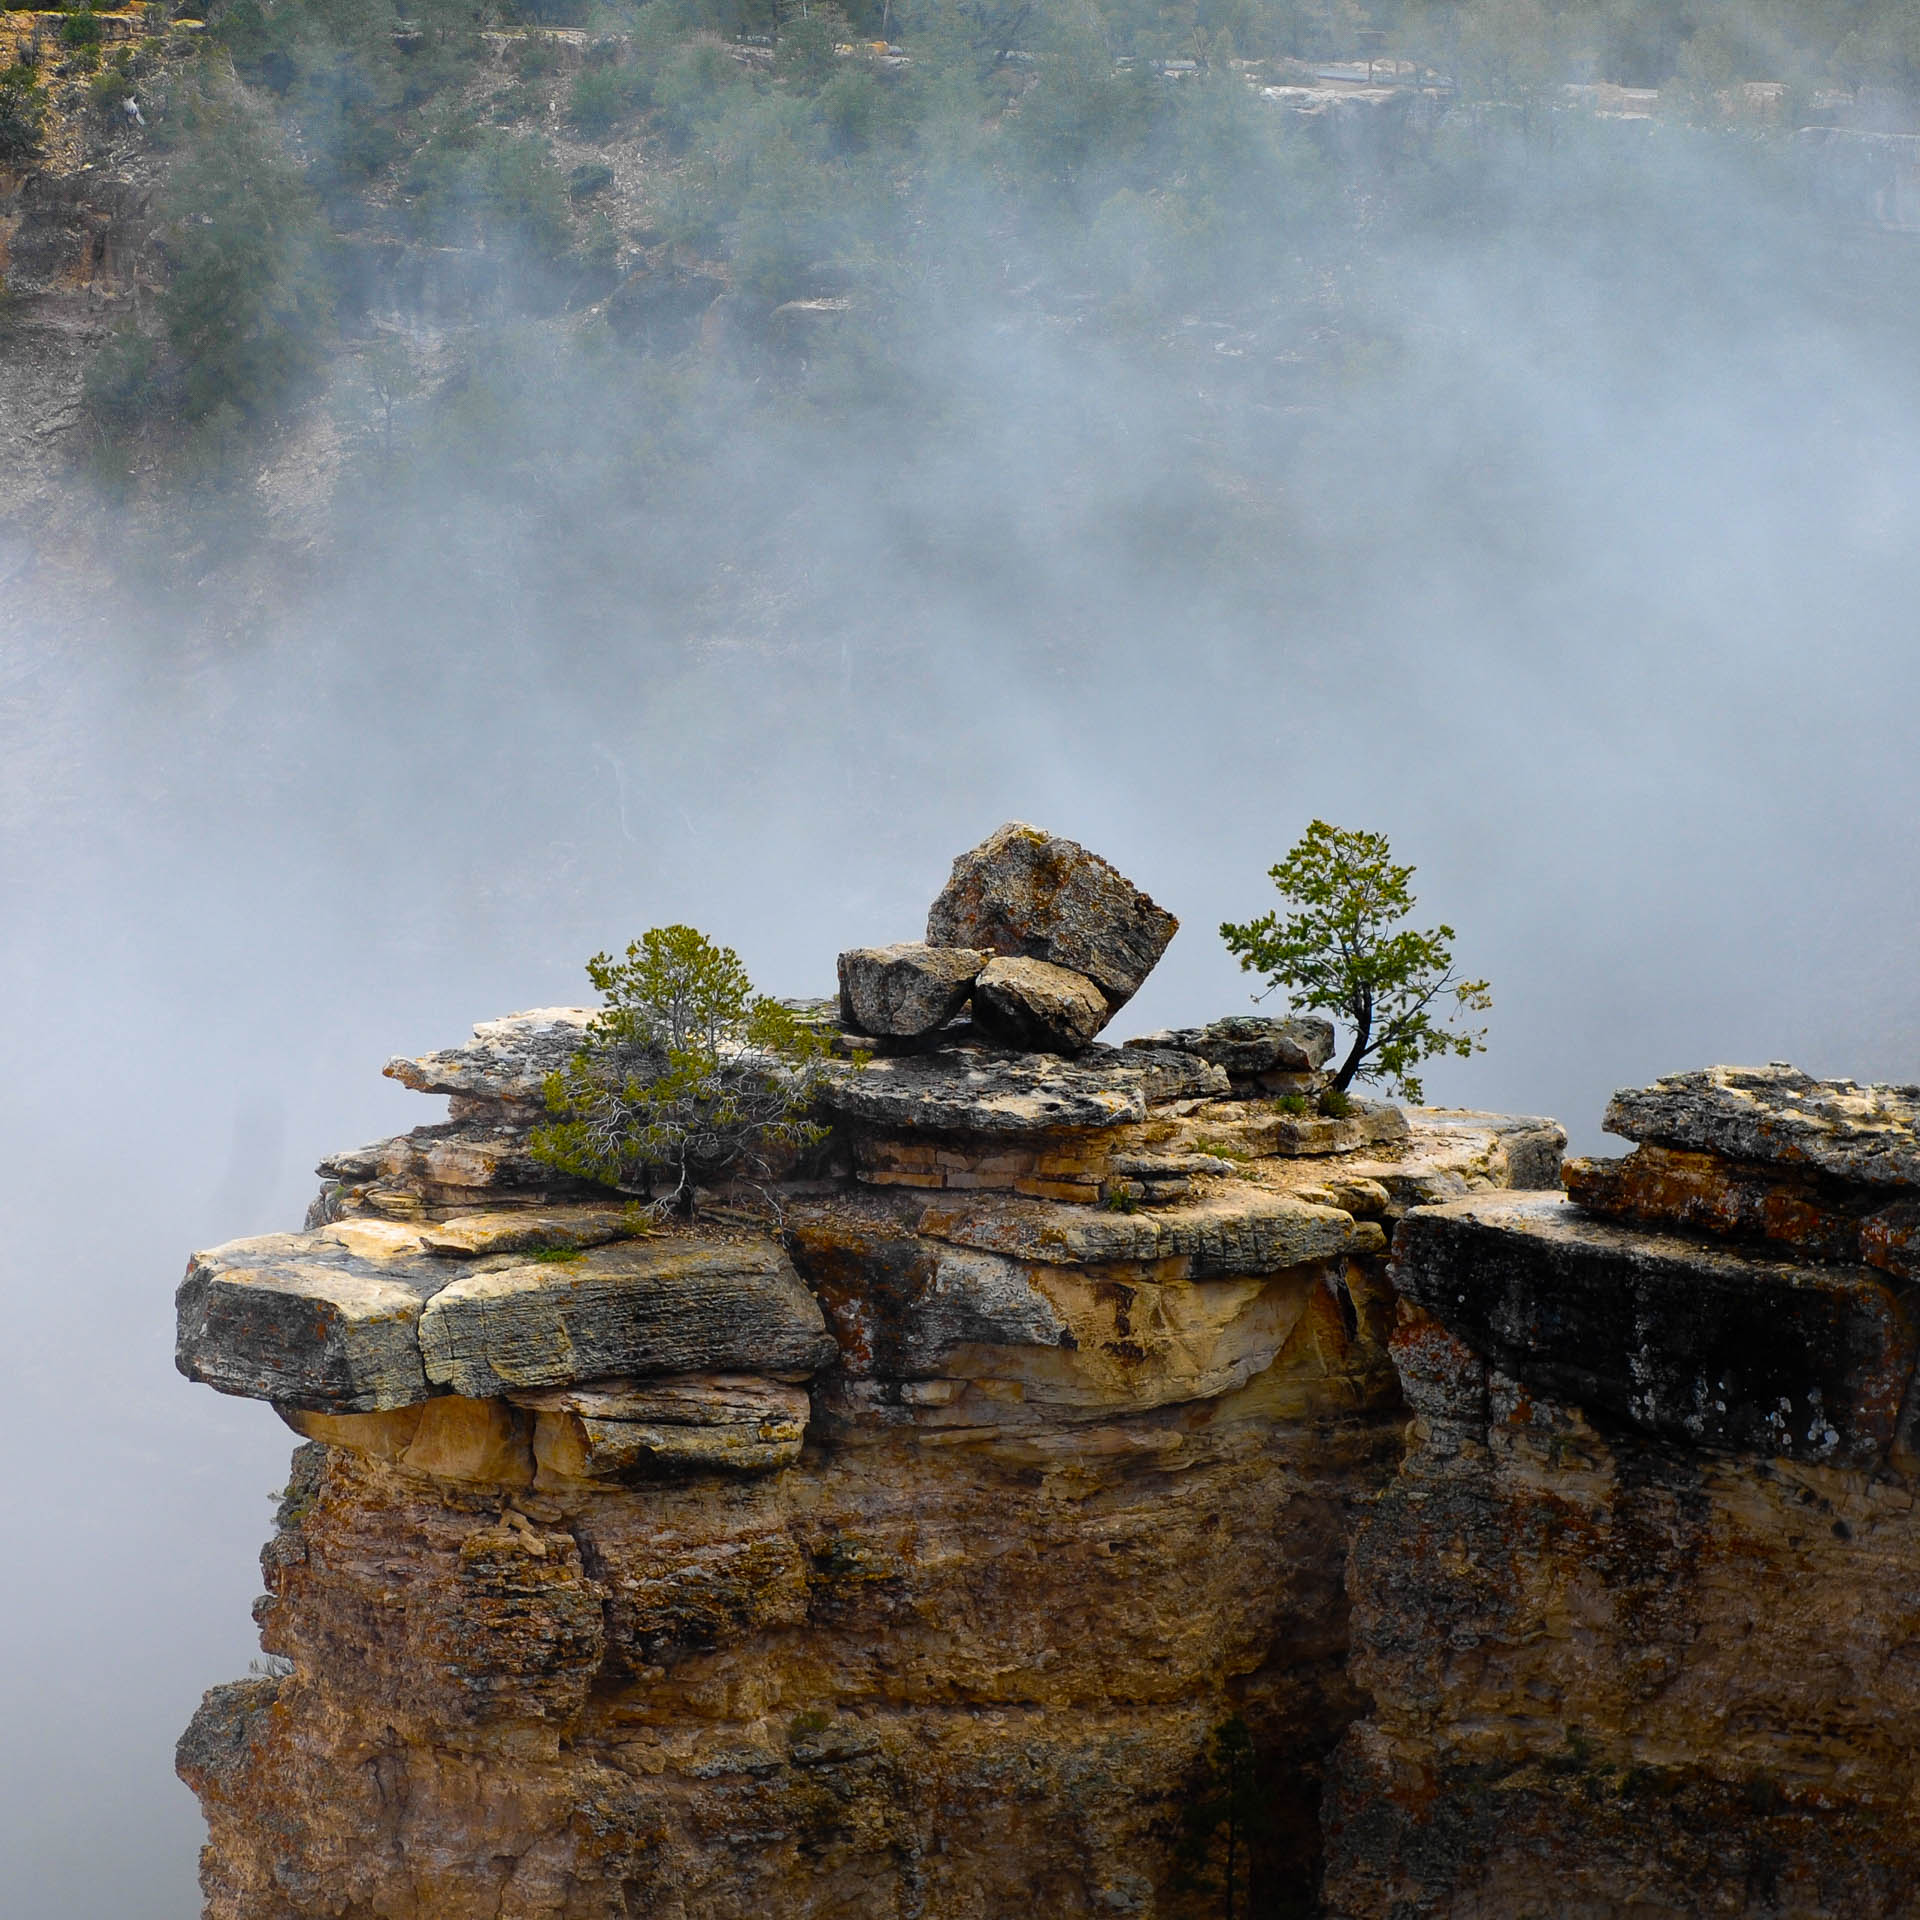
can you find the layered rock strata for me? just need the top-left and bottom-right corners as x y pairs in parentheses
(175, 1002), (1562, 1916)
(1324, 1066), (1920, 1919)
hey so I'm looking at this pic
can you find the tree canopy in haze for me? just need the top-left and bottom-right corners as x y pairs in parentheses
(1220, 821), (1490, 1102)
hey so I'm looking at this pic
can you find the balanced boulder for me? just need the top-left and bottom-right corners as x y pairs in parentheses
(838, 942), (985, 1037)
(971, 956), (1109, 1054)
(926, 823), (1177, 1013)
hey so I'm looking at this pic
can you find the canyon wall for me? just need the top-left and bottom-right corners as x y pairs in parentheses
(1324, 1068), (1920, 1920)
(171, 828), (1563, 1918)
(174, 829), (1920, 1917)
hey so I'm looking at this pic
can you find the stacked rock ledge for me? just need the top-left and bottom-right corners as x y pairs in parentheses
(172, 827), (1598, 1919)
(1324, 1064), (1920, 1919)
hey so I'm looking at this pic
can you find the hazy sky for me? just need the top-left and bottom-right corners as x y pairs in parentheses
(5, 93), (1920, 1918)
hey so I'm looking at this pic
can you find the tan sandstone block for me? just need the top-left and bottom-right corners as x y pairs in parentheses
(400, 1396), (535, 1488)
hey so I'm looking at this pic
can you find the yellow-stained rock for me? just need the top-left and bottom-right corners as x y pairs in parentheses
(398, 1395), (534, 1487)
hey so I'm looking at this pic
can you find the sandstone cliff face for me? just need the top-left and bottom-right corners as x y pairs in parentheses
(172, 832), (1566, 1918)
(1323, 1069), (1920, 1920)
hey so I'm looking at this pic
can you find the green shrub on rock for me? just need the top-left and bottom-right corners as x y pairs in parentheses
(532, 924), (835, 1217)
(1221, 821), (1491, 1104)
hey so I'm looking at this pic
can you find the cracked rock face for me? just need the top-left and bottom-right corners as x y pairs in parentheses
(835, 942), (984, 1037)
(925, 821), (1178, 1010)
(1323, 1310), (1920, 1920)
(969, 953), (1111, 1052)
(1323, 1068), (1920, 1918)
(1392, 1190), (1917, 1466)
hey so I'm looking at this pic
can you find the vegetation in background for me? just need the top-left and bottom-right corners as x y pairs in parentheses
(1221, 822), (1491, 1102)
(0, 62), (46, 161)
(51, 0), (1920, 538)
(1171, 1716), (1271, 1918)
(532, 924), (834, 1216)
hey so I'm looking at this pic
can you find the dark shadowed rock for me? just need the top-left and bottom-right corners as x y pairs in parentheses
(1393, 1190), (1919, 1465)
(970, 956), (1110, 1053)
(1605, 1064), (1920, 1190)
(1125, 1015), (1335, 1076)
(837, 943), (985, 1037)
(925, 822), (1178, 1009)
(816, 1043), (1227, 1133)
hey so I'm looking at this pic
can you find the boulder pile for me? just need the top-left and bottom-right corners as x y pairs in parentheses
(837, 821), (1178, 1053)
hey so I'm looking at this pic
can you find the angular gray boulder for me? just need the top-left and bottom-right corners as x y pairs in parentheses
(926, 822), (1178, 1011)
(176, 1232), (438, 1412)
(970, 956), (1109, 1053)
(837, 942), (984, 1037)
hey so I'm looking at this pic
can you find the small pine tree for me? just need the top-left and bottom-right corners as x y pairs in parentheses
(531, 924), (834, 1218)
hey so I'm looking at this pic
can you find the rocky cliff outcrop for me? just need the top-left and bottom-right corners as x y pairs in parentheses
(1323, 1066), (1920, 1919)
(173, 827), (1563, 1919)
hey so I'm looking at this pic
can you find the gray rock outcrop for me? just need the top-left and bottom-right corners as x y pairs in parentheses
(1126, 1015), (1335, 1078)
(836, 942), (984, 1037)
(926, 822), (1178, 1013)
(1604, 1063), (1920, 1188)
(969, 955), (1109, 1053)
(815, 1042), (1228, 1133)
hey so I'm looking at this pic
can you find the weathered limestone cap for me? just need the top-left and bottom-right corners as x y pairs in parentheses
(1604, 1064), (1920, 1189)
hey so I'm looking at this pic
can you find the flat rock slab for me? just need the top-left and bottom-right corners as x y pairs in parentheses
(1606, 1065), (1920, 1191)
(818, 1044), (1227, 1134)
(419, 1238), (835, 1398)
(419, 1207), (638, 1258)
(837, 944), (984, 1037)
(176, 1233), (443, 1412)
(384, 1007), (596, 1102)
(1183, 1099), (1411, 1160)
(926, 822), (1178, 1009)
(1126, 1015), (1335, 1077)
(918, 1187), (1356, 1275)
(1393, 1191), (1919, 1465)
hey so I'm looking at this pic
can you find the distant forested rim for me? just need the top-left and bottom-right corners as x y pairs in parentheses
(8, 0), (1919, 594)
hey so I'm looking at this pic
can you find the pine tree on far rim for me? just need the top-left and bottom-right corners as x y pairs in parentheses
(531, 924), (834, 1218)
(1219, 822), (1490, 1104)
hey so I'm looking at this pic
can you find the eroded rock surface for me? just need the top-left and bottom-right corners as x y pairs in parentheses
(1324, 1065), (1920, 1919)
(174, 967), (1561, 1917)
